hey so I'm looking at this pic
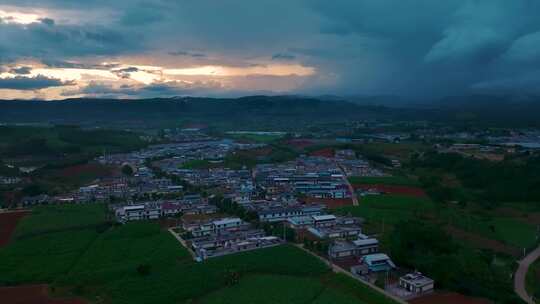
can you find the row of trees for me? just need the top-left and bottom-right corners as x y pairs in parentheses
(410, 151), (540, 206)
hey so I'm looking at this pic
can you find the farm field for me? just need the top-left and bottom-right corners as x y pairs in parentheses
(353, 184), (426, 197)
(0, 204), (398, 304)
(13, 204), (108, 238)
(0, 211), (29, 247)
(228, 133), (284, 143)
(0, 285), (86, 304)
(200, 273), (399, 304)
(348, 176), (420, 187)
(0, 126), (146, 167)
(336, 194), (434, 226)
(410, 292), (492, 304)
(33, 163), (118, 194)
(442, 208), (538, 249)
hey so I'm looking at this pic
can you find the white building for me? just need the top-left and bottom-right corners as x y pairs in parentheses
(399, 272), (434, 294)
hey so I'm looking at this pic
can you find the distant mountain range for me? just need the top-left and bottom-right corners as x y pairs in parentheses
(0, 95), (538, 129)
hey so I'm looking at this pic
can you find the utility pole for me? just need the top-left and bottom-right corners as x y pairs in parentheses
(283, 222), (286, 242)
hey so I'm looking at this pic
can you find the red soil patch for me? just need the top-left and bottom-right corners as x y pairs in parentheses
(59, 164), (114, 179)
(333, 256), (360, 269)
(286, 139), (315, 149)
(0, 211), (30, 247)
(525, 212), (540, 225)
(352, 184), (426, 197)
(309, 148), (334, 158)
(301, 197), (354, 209)
(410, 292), (492, 304)
(251, 147), (273, 156)
(0, 285), (86, 304)
(446, 226), (520, 257)
(159, 218), (181, 228)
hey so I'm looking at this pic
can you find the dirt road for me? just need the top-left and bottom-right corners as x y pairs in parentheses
(515, 245), (540, 304)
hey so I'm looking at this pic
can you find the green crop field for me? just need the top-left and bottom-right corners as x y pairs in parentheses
(0, 126), (146, 166)
(13, 204), (108, 239)
(0, 204), (398, 304)
(199, 274), (324, 304)
(442, 209), (538, 249)
(199, 273), (398, 304)
(336, 195), (434, 226)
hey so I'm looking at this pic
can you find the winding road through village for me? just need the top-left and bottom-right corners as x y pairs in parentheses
(515, 245), (540, 304)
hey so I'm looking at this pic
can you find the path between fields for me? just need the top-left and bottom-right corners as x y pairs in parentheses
(515, 245), (540, 304)
(168, 228), (197, 260)
(292, 244), (406, 304)
(0, 210), (31, 247)
(337, 164), (358, 206)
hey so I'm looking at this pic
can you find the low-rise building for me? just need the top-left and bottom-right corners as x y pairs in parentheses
(399, 272), (434, 294)
(328, 235), (379, 259)
(115, 204), (161, 222)
(361, 253), (396, 273)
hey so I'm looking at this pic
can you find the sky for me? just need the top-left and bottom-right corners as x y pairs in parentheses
(1, 0), (540, 100)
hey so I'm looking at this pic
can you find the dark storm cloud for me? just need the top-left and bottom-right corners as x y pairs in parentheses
(71, 81), (209, 98)
(0, 15), (143, 63)
(0, 75), (74, 90)
(168, 51), (207, 58)
(41, 59), (120, 69)
(119, 2), (165, 26)
(39, 18), (55, 26)
(272, 54), (296, 61)
(3, 0), (540, 97)
(9, 66), (32, 75)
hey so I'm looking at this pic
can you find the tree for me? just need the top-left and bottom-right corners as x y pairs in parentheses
(136, 263), (151, 276)
(122, 165), (134, 176)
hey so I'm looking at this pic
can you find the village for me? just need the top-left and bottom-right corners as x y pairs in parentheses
(14, 131), (439, 301)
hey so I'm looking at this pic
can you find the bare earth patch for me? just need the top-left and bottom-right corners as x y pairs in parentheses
(446, 226), (520, 257)
(410, 292), (492, 304)
(0, 285), (86, 304)
(0, 211), (30, 247)
(352, 184), (427, 197)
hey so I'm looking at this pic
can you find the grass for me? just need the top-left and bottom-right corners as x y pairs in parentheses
(348, 176), (420, 187)
(443, 209), (539, 249)
(199, 273), (399, 304)
(229, 133), (284, 143)
(360, 142), (426, 161)
(339, 193), (538, 249)
(336, 195), (434, 226)
(0, 228), (101, 283)
(0, 204), (399, 304)
(0, 125), (145, 166)
(181, 159), (213, 169)
(13, 204), (107, 239)
(199, 274), (324, 304)
(0, 204), (107, 283)
(526, 259), (540, 302)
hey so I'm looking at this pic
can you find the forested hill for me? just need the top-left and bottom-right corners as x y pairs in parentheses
(0, 95), (538, 129)
(0, 96), (403, 129)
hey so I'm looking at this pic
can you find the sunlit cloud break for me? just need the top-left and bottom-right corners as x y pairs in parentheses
(2, 0), (540, 99)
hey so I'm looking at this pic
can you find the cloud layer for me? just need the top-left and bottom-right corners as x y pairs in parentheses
(1, 0), (540, 99)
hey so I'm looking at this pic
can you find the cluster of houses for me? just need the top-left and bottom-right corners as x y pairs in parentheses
(254, 156), (352, 201)
(13, 130), (437, 299)
(180, 217), (282, 260)
(0, 176), (21, 185)
(112, 195), (217, 223)
(21, 173), (184, 206)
